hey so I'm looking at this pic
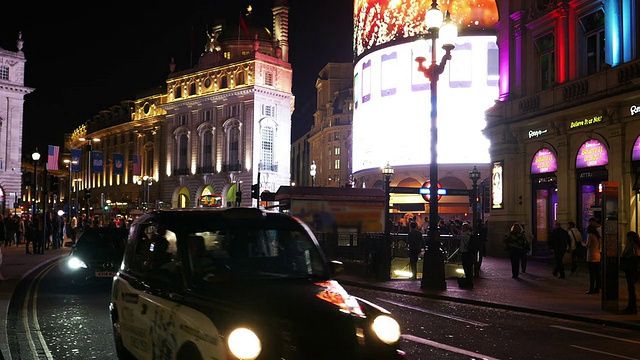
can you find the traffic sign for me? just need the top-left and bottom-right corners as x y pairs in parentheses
(421, 181), (442, 202)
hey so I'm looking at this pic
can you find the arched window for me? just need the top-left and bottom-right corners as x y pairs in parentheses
(179, 133), (188, 171)
(203, 131), (213, 170)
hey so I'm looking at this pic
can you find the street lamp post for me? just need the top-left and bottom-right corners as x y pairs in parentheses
(137, 175), (153, 211)
(31, 149), (41, 217)
(79, 137), (100, 219)
(63, 159), (78, 216)
(310, 161), (317, 187)
(381, 162), (395, 280)
(416, 0), (457, 290)
(468, 166), (481, 233)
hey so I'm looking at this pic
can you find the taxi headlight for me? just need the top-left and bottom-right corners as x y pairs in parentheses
(228, 327), (261, 359)
(372, 315), (401, 344)
(68, 257), (88, 270)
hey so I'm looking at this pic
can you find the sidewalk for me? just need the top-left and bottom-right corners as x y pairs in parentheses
(336, 255), (640, 331)
(0, 243), (71, 360)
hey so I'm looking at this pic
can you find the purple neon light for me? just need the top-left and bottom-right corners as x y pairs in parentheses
(576, 139), (608, 168)
(632, 135), (640, 161)
(531, 148), (557, 174)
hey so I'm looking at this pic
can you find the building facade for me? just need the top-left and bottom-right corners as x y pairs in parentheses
(485, 0), (640, 256)
(66, 2), (293, 216)
(0, 33), (32, 214)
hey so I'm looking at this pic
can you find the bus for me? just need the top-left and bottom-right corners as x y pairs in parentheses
(199, 194), (223, 208)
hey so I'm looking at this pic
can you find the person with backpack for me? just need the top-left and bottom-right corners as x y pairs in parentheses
(503, 223), (528, 278)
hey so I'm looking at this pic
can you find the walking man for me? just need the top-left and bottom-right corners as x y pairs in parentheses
(549, 221), (570, 279)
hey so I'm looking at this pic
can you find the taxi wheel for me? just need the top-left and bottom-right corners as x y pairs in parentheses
(177, 342), (203, 360)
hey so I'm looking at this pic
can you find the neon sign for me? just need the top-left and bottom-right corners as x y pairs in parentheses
(531, 148), (557, 174)
(576, 139), (608, 168)
(570, 115), (603, 129)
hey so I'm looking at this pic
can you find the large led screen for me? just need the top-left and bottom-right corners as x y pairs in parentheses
(354, 0), (498, 58)
(352, 35), (498, 172)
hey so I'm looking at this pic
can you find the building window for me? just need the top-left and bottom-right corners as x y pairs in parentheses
(228, 104), (240, 118)
(220, 75), (228, 89)
(334, 146), (340, 155)
(175, 86), (182, 99)
(580, 10), (605, 75)
(189, 82), (197, 96)
(223, 51), (231, 60)
(237, 72), (245, 85)
(261, 126), (274, 169)
(203, 131), (213, 169)
(334, 132), (340, 141)
(179, 134), (188, 169)
(334, 159), (340, 170)
(229, 127), (240, 166)
(203, 109), (212, 121)
(262, 105), (274, 117)
(145, 145), (154, 176)
(0, 65), (8, 80)
(265, 72), (274, 86)
(535, 33), (555, 90)
(180, 114), (187, 126)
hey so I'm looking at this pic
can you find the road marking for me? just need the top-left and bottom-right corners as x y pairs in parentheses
(402, 334), (501, 360)
(21, 260), (59, 360)
(551, 325), (640, 344)
(377, 298), (490, 327)
(570, 345), (640, 359)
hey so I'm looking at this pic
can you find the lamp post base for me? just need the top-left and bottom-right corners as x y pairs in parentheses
(420, 243), (447, 290)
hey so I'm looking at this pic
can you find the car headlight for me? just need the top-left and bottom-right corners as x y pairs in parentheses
(68, 257), (88, 270)
(227, 327), (261, 359)
(372, 315), (401, 344)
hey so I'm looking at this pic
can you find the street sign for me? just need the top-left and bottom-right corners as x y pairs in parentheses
(421, 181), (442, 202)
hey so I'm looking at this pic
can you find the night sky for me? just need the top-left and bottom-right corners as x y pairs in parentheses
(0, 0), (353, 160)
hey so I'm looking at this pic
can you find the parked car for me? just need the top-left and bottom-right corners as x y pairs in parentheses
(110, 207), (405, 360)
(64, 226), (128, 286)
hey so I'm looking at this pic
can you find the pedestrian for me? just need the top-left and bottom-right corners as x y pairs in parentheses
(458, 222), (475, 287)
(567, 221), (583, 274)
(407, 221), (424, 280)
(474, 219), (488, 277)
(421, 216), (429, 234)
(5, 215), (17, 247)
(620, 231), (640, 314)
(503, 222), (528, 278)
(583, 224), (602, 294)
(520, 223), (533, 273)
(548, 221), (570, 279)
(0, 214), (6, 248)
(16, 215), (25, 247)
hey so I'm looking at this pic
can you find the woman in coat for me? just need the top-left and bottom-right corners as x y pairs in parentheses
(503, 223), (528, 279)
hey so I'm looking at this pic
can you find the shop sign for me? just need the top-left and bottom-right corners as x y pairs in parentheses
(631, 105), (640, 116)
(570, 115), (603, 129)
(491, 161), (503, 209)
(576, 139), (608, 168)
(531, 148), (557, 174)
(632, 135), (640, 161)
(528, 129), (548, 138)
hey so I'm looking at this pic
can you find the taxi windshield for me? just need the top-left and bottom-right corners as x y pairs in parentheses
(184, 224), (327, 281)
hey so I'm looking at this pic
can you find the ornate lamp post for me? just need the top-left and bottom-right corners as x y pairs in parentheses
(31, 148), (41, 216)
(381, 162), (394, 280)
(63, 159), (78, 216)
(469, 166), (481, 233)
(137, 175), (153, 211)
(310, 160), (317, 187)
(416, 0), (457, 290)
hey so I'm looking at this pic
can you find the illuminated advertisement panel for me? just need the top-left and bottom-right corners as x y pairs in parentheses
(354, 0), (498, 57)
(531, 148), (558, 174)
(352, 35), (497, 172)
(576, 139), (609, 168)
(491, 160), (503, 209)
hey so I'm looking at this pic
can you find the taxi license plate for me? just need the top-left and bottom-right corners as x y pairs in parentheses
(95, 271), (116, 277)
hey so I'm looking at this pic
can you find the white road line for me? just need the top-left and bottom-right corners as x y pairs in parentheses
(377, 298), (490, 327)
(402, 334), (501, 360)
(551, 325), (640, 344)
(570, 345), (640, 360)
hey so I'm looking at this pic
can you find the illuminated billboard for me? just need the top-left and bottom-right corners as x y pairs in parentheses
(354, 0), (499, 58)
(352, 35), (498, 172)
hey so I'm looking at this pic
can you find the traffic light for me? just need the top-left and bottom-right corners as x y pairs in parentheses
(251, 184), (259, 199)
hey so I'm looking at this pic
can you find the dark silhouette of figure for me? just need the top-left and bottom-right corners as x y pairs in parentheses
(548, 221), (570, 279)
(503, 223), (527, 278)
(583, 225), (602, 294)
(620, 231), (639, 314)
(474, 219), (488, 277)
(407, 222), (424, 280)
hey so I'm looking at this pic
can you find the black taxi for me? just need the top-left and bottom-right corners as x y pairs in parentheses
(110, 207), (405, 360)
